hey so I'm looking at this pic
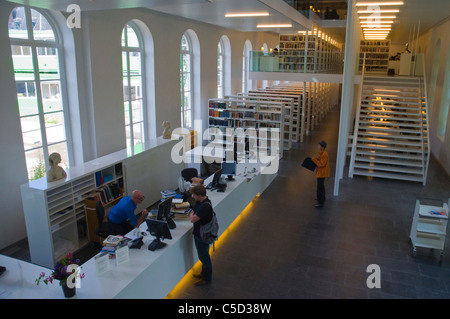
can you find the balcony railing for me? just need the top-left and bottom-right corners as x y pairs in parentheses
(250, 51), (344, 74)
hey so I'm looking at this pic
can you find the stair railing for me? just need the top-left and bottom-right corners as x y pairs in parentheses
(418, 54), (430, 185)
(349, 52), (366, 178)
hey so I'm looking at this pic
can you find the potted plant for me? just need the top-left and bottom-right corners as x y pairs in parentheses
(35, 253), (85, 298)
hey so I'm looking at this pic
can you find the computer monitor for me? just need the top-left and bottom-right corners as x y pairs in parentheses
(145, 218), (172, 251)
(206, 168), (223, 189)
(221, 161), (236, 176)
(156, 198), (175, 229)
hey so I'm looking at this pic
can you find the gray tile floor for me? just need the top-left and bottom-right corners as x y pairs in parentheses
(168, 104), (450, 299)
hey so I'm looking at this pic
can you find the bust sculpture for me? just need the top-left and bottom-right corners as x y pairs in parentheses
(47, 152), (67, 182)
(162, 121), (172, 139)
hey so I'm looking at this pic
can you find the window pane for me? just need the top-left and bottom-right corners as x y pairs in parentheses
(25, 148), (46, 180)
(183, 73), (191, 92)
(131, 100), (143, 123)
(21, 115), (42, 150)
(124, 102), (131, 125)
(37, 47), (59, 80)
(130, 76), (142, 100)
(123, 82), (130, 102)
(17, 83), (39, 116)
(181, 35), (189, 51)
(11, 45), (34, 81)
(122, 51), (129, 77)
(129, 52), (141, 76)
(31, 9), (55, 42)
(41, 81), (62, 112)
(126, 25), (139, 48)
(133, 122), (144, 145)
(182, 54), (191, 73)
(45, 112), (66, 144)
(8, 7), (28, 39)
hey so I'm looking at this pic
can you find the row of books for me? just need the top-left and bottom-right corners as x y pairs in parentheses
(160, 190), (184, 203)
(87, 182), (122, 204)
(209, 102), (227, 109)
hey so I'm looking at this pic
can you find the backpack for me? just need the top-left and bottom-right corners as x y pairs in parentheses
(199, 202), (219, 249)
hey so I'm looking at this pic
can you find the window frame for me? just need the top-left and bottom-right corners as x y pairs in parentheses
(121, 21), (147, 150)
(9, 6), (73, 180)
(180, 33), (193, 129)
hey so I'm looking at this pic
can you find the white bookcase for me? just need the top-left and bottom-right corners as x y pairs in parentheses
(410, 198), (449, 263)
(359, 40), (390, 74)
(21, 137), (182, 268)
(208, 98), (285, 161)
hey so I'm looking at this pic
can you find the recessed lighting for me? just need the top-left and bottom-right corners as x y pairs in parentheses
(257, 24), (292, 28)
(358, 9), (399, 13)
(225, 12), (269, 17)
(356, 1), (404, 6)
(360, 20), (394, 23)
(359, 15), (396, 19)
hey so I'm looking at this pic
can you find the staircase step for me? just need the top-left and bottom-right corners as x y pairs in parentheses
(357, 131), (423, 140)
(361, 99), (424, 106)
(356, 143), (423, 153)
(360, 109), (421, 117)
(357, 137), (423, 147)
(355, 155), (423, 167)
(359, 125), (425, 134)
(359, 120), (422, 128)
(353, 169), (424, 182)
(362, 89), (422, 96)
(355, 150), (423, 160)
(359, 114), (423, 122)
(354, 162), (423, 175)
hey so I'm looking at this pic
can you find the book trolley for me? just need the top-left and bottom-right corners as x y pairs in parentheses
(409, 198), (450, 263)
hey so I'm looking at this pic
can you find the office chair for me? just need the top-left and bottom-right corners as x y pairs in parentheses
(181, 168), (198, 182)
(95, 200), (110, 241)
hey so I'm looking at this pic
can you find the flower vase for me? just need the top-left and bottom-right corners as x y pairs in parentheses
(61, 280), (76, 298)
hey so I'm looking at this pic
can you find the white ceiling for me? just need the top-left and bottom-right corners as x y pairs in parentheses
(5, 0), (450, 45)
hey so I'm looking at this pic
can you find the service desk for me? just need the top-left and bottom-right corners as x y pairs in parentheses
(1, 157), (277, 299)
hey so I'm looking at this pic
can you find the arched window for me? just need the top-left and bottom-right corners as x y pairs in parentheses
(217, 39), (225, 98)
(242, 40), (253, 93)
(122, 22), (145, 150)
(9, 6), (71, 180)
(180, 33), (193, 129)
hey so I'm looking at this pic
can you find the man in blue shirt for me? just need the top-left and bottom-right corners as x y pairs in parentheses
(108, 190), (149, 235)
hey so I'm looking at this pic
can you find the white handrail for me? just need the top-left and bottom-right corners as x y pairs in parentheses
(349, 52), (366, 178)
(420, 53), (430, 185)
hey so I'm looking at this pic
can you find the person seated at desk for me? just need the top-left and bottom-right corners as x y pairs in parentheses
(108, 190), (149, 235)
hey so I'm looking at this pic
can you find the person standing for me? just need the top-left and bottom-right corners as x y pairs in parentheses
(189, 184), (213, 286)
(312, 140), (330, 208)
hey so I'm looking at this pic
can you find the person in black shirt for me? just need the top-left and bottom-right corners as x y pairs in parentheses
(189, 184), (213, 286)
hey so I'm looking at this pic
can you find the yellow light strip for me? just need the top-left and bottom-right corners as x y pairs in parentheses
(225, 12), (269, 17)
(363, 27), (392, 30)
(356, 1), (404, 6)
(165, 196), (259, 299)
(257, 24), (292, 28)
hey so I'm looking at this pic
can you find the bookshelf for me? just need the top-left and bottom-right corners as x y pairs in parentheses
(359, 40), (390, 74)
(208, 98), (285, 161)
(279, 33), (341, 73)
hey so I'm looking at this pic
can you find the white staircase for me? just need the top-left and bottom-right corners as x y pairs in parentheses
(349, 75), (429, 184)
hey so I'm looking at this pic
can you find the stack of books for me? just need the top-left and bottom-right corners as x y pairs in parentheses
(101, 235), (125, 257)
(161, 189), (176, 200)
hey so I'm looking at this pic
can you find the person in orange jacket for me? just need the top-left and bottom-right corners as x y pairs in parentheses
(312, 140), (330, 208)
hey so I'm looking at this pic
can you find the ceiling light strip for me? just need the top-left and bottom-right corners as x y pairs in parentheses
(356, 1), (404, 6)
(358, 9), (399, 13)
(257, 24), (292, 28)
(225, 12), (269, 17)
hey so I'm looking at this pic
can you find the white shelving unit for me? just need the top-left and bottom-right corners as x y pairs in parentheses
(208, 98), (285, 161)
(21, 138), (182, 268)
(359, 40), (390, 74)
(21, 161), (124, 268)
(410, 198), (449, 263)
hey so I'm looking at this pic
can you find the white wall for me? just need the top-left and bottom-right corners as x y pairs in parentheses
(418, 18), (450, 174)
(0, 4), (279, 250)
